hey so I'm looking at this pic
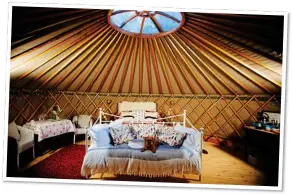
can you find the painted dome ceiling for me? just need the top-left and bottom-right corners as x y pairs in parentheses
(10, 7), (284, 95)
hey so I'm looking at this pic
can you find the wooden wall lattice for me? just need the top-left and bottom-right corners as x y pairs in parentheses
(9, 89), (280, 143)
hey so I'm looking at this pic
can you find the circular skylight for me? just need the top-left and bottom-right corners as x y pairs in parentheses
(108, 10), (185, 37)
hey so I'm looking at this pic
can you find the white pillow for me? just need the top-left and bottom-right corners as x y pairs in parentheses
(8, 121), (20, 141)
(109, 118), (123, 129)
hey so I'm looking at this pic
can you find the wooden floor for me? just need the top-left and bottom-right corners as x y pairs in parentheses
(22, 141), (265, 186)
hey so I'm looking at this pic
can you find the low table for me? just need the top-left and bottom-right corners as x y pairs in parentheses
(23, 119), (76, 155)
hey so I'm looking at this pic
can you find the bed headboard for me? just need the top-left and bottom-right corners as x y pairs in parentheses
(118, 101), (157, 112)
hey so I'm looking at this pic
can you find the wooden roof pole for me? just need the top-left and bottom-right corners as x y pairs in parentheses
(183, 26), (281, 88)
(187, 22), (282, 76)
(162, 37), (197, 94)
(77, 31), (122, 91)
(118, 37), (135, 93)
(13, 21), (106, 85)
(143, 38), (153, 94)
(107, 36), (131, 93)
(22, 24), (109, 89)
(156, 38), (185, 94)
(182, 27), (274, 94)
(186, 16), (274, 53)
(62, 28), (115, 91)
(177, 31), (252, 95)
(172, 33), (224, 95)
(175, 32), (237, 95)
(95, 35), (129, 92)
(52, 26), (113, 88)
(148, 38), (163, 94)
(11, 12), (106, 60)
(128, 38), (139, 93)
(38, 25), (111, 89)
(12, 10), (103, 52)
(187, 20), (282, 71)
(168, 34), (209, 94)
(138, 38), (144, 94)
(152, 38), (174, 94)
(85, 33), (125, 92)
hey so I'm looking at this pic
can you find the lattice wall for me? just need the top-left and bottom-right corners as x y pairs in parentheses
(8, 89), (280, 143)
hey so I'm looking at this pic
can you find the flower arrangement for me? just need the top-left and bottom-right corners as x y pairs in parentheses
(51, 105), (62, 120)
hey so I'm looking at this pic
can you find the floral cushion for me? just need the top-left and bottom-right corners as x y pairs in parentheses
(109, 125), (135, 145)
(157, 127), (186, 147)
(131, 124), (156, 139)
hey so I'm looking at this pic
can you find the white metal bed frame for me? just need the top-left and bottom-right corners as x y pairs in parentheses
(85, 108), (204, 181)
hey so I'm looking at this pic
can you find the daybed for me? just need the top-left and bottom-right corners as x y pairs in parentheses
(81, 102), (203, 180)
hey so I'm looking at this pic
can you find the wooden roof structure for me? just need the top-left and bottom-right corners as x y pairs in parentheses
(10, 7), (284, 95)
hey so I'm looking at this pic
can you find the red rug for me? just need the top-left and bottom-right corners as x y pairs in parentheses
(22, 144), (86, 179)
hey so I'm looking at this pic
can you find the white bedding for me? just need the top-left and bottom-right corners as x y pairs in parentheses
(81, 124), (202, 177)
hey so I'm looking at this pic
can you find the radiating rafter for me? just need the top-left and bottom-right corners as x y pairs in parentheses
(175, 31), (237, 95)
(118, 37), (135, 93)
(152, 38), (174, 94)
(173, 33), (223, 95)
(148, 38), (163, 94)
(181, 26), (274, 94)
(138, 38), (144, 93)
(97, 36), (129, 93)
(37, 25), (110, 89)
(52, 26), (113, 90)
(162, 36), (197, 94)
(84, 32), (124, 92)
(21, 24), (109, 89)
(156, 38), (185, 94)
(143, 38), (153, 94)
(107, 37), (131, 93)
(96, 35), (129, 93)
(13, 20), (105, 85)
(75, 30), (121, 91)
(128, 38), (139, 93)
(186, 24), (282, 85)
(176, 30), (251, 94)
(168, 34), (208, 94)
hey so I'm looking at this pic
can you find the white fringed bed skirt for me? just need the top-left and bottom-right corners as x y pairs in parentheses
(81, 157), (201, 178)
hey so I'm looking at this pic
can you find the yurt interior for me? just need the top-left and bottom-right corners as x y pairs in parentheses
(6, 6), (285, 187)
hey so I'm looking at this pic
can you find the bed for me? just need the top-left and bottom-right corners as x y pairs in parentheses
(81, 101), (203, 180)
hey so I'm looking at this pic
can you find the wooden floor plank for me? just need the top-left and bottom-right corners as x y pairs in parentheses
(21, 141), (265, 185)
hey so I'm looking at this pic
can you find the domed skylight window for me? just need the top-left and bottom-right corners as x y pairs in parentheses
(108, 10), (185, 37)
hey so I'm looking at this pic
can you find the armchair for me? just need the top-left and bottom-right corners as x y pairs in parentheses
(16, 126), (35, 169)
(72, 115), (93, 144)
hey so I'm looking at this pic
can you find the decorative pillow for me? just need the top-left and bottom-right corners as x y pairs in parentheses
(133, 109), (145, 122)
(89, 124), (112, 147)
(8, 121), (21, 141)
(133, 124), (156, 139)
(109, 124), (135, 145)
(157, 127), (186, 147)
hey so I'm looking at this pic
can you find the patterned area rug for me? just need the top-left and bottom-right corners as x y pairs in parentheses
(22, 144), (86, 179)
